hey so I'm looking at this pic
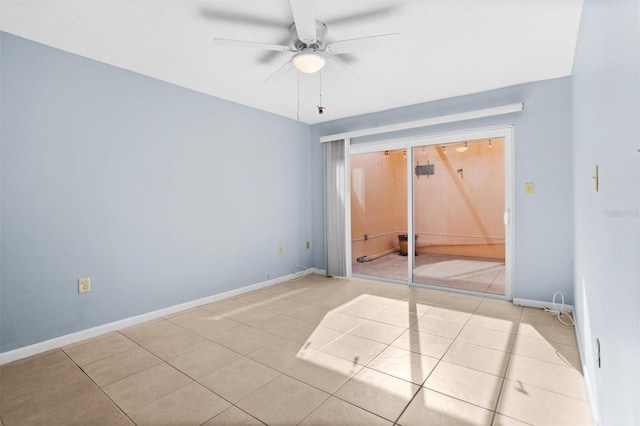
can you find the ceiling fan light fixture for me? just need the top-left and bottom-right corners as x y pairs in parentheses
(292, 50), (326, 73)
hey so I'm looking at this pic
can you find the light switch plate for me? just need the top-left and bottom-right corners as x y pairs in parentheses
(525, 182), (534, 194)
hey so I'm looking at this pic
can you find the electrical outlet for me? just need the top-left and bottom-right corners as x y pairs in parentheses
(306, 241), (310, 249)
(78, 277), (91, 294)
(278, 245), (284, 255)
(525, 182), (534, 194)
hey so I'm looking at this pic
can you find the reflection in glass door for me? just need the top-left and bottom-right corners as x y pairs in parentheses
(350, 149), (408, 281)
(412, 138), (506, 295)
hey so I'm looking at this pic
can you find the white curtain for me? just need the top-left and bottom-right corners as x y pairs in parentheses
(323, 139), (348, 277)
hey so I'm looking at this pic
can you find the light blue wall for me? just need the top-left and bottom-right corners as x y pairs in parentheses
(311, 78), (574, 303)
(0, 33), (313, 353)
(572, 1), (640, 424)
(0, 33), (4, 339)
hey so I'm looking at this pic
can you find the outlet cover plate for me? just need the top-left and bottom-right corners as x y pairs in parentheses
(78, 277), (91, 294)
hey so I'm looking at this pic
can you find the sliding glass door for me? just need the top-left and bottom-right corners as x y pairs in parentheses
(350, 149), (408, 282)
(411, 138), (507, 295)
(348, 126), (513, 299)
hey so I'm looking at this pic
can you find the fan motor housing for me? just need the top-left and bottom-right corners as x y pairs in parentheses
(290, 21), (328, 51)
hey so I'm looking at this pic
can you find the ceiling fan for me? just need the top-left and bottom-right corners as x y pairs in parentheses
(211, 0), (401, 83)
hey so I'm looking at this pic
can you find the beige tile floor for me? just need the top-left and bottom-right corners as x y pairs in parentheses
(353, 252), (506, 295)
(0, 274), (591, 425)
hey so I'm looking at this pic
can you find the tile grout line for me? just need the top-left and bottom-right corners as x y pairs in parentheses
(391, 297), (480, 423)
(58, 347), (139, 425)
(109, 330), (204, 421)
(288, 300), (418, 424)
(394, 299), (503, 423)
(390, 380), (425, 425)
(38, 277), (583, 425)
(305, 298), (462, 424)
(112, 316), (297, 425)
(86, 328), (231, 423)
(404, 301), (484, 420)
(392, 294), (513, 422)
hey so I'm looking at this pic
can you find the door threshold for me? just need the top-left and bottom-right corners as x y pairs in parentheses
(351, 274), (408, 287)
(409, 281), (510, 301)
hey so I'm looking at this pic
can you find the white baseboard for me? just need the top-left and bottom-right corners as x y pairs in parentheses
(516, 298), (599, 422)
(513, 297), (574, 312)
(0, 271), (315, 365)
(573, 317), (600, 426)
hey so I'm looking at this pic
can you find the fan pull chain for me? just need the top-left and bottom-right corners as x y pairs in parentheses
(317, 71), (325, 115)
(319, 72), (322, 106)
(297, 72), (300, 121)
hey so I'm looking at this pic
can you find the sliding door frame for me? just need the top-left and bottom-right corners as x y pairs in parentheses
(347, 124), (515, 300)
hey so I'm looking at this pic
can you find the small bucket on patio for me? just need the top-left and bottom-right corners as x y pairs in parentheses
(398, 234), (418, 256)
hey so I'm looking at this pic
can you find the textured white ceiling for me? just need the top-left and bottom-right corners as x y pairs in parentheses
(0, 0), (583, 124)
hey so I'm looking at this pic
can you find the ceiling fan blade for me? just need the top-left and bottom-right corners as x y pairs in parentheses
(326, 33), (402, 54)
(326, 56), (360, 80)
(328, 6), (399, 26)
(212, 38), (291, 52)
(199, 7), (287, 29)
(332, 52), (356, 64)
(265, 60), (295, 84)
(259, 35), (294, 64)
(289, 0), (317, 43)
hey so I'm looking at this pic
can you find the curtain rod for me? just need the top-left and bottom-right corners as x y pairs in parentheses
(319, 102), (524, 143)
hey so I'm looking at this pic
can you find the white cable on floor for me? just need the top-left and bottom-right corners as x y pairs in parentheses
(542, 291), (575, 326)
(289, 264), (312, 282)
